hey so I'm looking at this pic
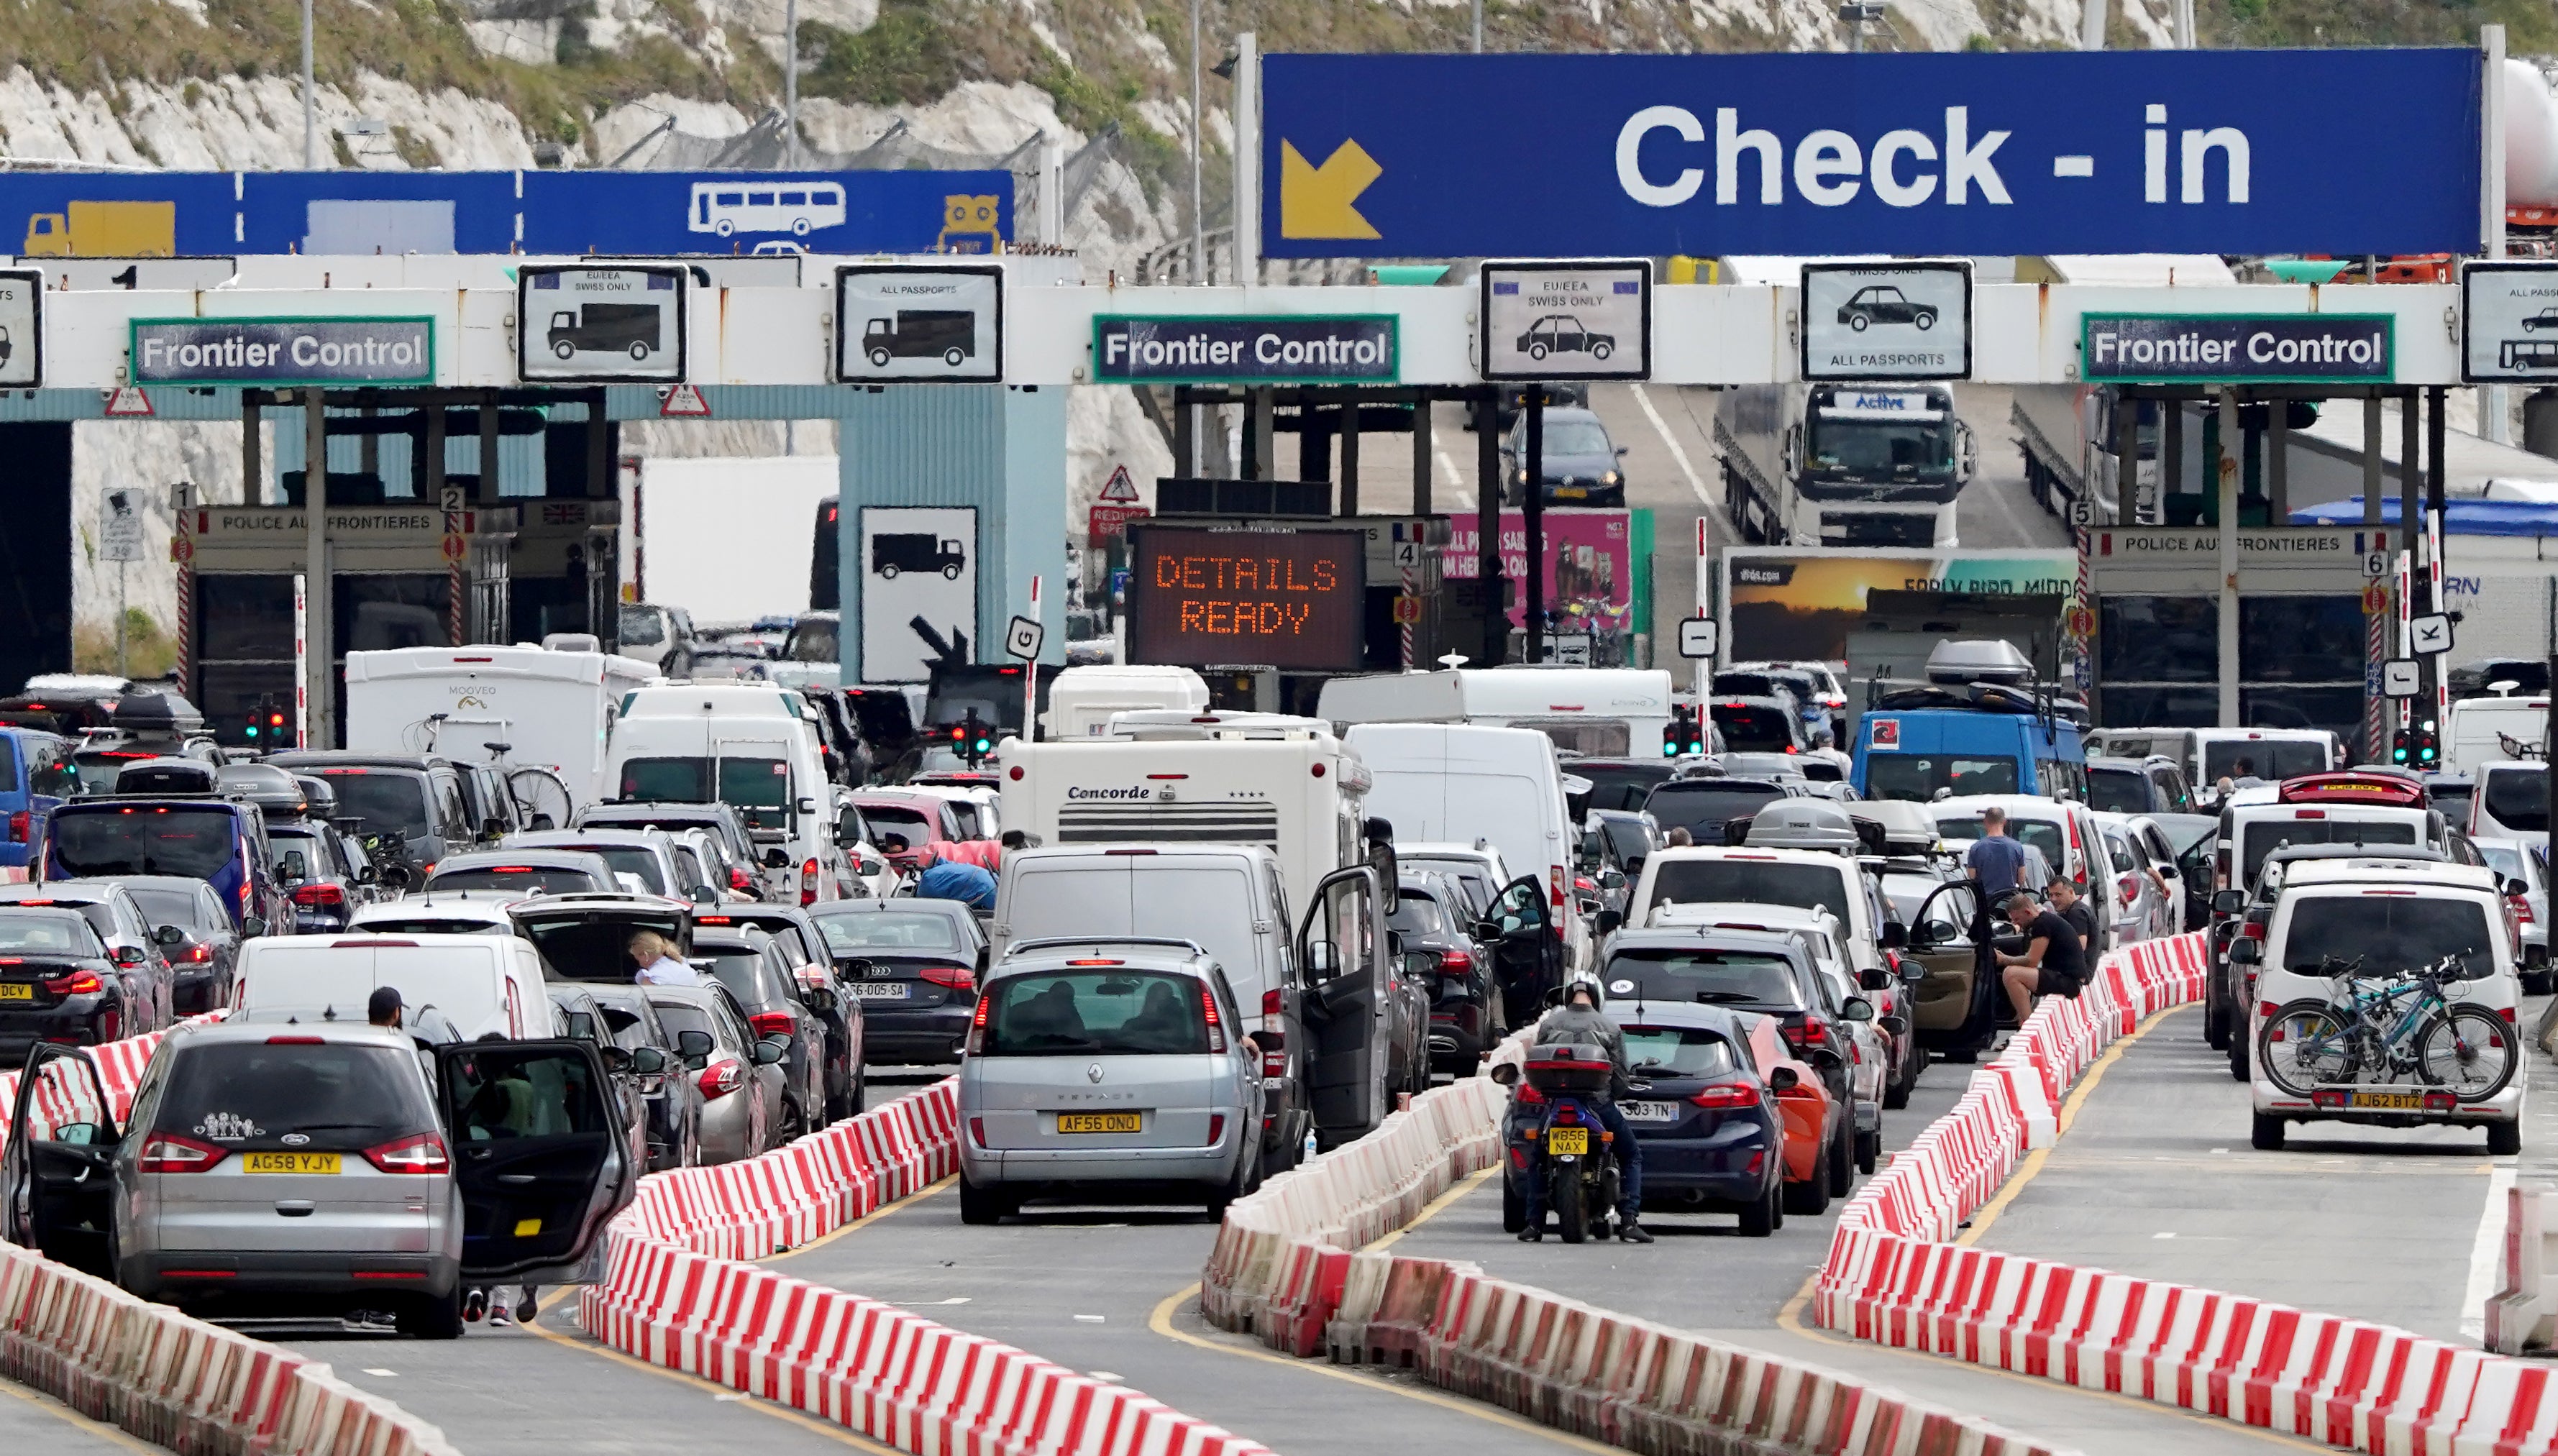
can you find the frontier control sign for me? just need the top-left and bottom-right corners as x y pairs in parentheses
(2080, 314), (2393, 385)
(1093, 316), (1396, 385)
(132, 316), (434, 387)
(1129, 526), (1366, 672)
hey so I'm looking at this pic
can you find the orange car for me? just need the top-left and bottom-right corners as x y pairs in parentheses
(1743, 1014), (1843, 1217)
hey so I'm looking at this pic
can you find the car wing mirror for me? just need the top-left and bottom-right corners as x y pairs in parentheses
(1489, 1061), (1520, 1086)
(2229, 937), (2262, 965)
(113, 945), (145, 966)
(1840, 997), (1876, 1022)
(1879, 920), (1908, 949)
(1768, 1066), (1799, 1091)
(1475, 920), (1503, 944)
(629, 1045), (667, 1075)
(2507, 877), (2531, 899)
(1856, 966), (1891, 991)
(240, 915), (268, 937)
(1599, 869), (1626, 890)
(675, 1029), (715, 1060)
(1594, 909), (1623, 935)
(153, 924), (184, 946)
(751, 1035), (790, 1066)
(764, 848), (792, 869)
(690, 885), (719, 905)
(2211, 889), (2245, 915)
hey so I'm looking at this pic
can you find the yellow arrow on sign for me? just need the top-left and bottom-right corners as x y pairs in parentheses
(1280, 139), (1382, 240)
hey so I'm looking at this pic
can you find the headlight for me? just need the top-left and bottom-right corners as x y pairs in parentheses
(1513, 469), (1528, 485)
(1600, 471), (1620, 487)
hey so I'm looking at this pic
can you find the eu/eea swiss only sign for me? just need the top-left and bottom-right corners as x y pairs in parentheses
(1092, 316), (1397, 385)
(2081, 314), (2393, 385)
(1259, 49), (2480, 259)
(131, 316), (434, 387)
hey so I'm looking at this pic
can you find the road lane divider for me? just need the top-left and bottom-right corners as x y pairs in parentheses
(1200, 1037), (2078, 1455)
(1816, 932), (2558, 1456)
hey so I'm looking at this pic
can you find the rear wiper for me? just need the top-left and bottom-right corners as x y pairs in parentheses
(1690, 990), (1762, 1004)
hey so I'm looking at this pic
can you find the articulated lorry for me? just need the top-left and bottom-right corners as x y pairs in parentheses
(2011, 385), (2160, 523)
(1714, 383), (1975, 549)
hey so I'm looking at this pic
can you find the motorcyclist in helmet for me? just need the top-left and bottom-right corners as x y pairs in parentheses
(1521, 978), (1652, 1244)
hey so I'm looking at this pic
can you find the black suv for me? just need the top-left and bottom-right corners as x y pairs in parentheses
(265, 752), (491, 874)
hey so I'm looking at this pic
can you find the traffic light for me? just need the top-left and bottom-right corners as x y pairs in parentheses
(949, 711), (995, 768)
(1665, 704), (1707, 756)
(244, 695), (288, 746)
(2413, 715), (2440, 769)
(2390, 728), (2411, 764)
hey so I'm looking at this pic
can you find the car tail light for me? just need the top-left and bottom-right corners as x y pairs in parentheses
(1574, 876), (1595, 893)
(2497, 1007), (2516, 1025)
(749, 1011), (796, 1040)
(181, 943), (212, 963)
(6, 811), (23, 844)
(1263, 988), (1283, 1017)
(2241, 921), (2266, 940)
(1553, 1104), (1581, 1125)
(139, 1133), (225, 1173)
(918, 963), (974, 990)
(363, 1132), (451, 1174)
(966, 994), (990, 1056)
(1207, 1114), (1225, 1145)
(2117, 874), (2139, 909)
(1262, 1048), (1287, 1077)
(729, 866), (755, 892)
(800, 858), (820, 907)
(291, 883), (346, 909)
(2512, 895), (2536, 925)
(45, 970), (101, 996)
(2312, 1090), (2347, 1110)
(1549, 866), (1565, 912)
(698, 1058), (744, 1099)
(1689, 1084), (1760, 1109)
(1797, 1018), (1828, 1047)
(1438, 949), (1473, 974)
(1202, 992), (1227, 1054)
(969, 1116), (987, 1148)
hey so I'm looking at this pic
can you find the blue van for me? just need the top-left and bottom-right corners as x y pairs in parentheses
(40, 796), (286, 936)
(1850, 708), (2088, 803)
(0, 728), (76, 873)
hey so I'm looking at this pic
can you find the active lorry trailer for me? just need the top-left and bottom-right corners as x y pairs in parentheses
(1714, 383), (1974, 549)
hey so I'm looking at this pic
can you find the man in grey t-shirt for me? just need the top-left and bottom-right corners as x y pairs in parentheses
(1965, 806), (2035, 899)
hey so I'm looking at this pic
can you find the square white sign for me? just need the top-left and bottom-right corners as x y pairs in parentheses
(1480, 260), (1650, 382)
(836, 265), (1004, 383)
(1801, 262), (1973, 382)
(2408, 613), (2453, 656)
(518, 265), (686, 383)
(2381, 659), (2421, 697)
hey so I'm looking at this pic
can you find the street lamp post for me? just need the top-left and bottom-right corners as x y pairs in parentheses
(784, 0), (799, 168)
(1837, 0), (1885, 50)
(1189, 0), (1203, 283)
(301, 0), (316, 168)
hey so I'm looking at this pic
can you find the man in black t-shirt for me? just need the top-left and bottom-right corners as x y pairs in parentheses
(1996, 889), (2086, 1027)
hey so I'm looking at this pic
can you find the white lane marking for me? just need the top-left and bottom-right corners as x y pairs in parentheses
(1074, 1314), (1105, 1323)
(361, 1369), (398, 1377)
(2152, 1231), (2175, 1239)
(1435, 449), (1474, 509)
(933, 1297), (972, 1305)
(1631, 383), (1714, 510)
(1970, 470), (2053, 549)
(2460, 1165), (2516, 1344)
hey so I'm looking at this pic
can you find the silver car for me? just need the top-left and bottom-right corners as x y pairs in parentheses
(957, 938), (1262, 1224)
(1, 1021), (631, 1337)
(2474, 837), (2550, 993)
(643, 981), (789, 1166)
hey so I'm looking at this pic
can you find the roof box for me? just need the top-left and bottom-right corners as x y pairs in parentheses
(112, 758), (217, 796)
(1924, 638), (2035, 687)
(1742, 800), (1862, 853)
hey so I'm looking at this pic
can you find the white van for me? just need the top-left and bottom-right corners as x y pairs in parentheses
(1041, 665), (1210, 739)
(1318, 667), (1676, 758)
(2216, 773), (2444, 895)
(606, 682), (844, 899)
(234, 932), (548, 1040)
(2190, 728), (2337, 800)
(2449, 696), (2549, 775)
(2241, 857), (2523, 1153)
(2472, 762), (2548, 850)
(1345, 723), (1589, 972)
(344, 645), (655, 816)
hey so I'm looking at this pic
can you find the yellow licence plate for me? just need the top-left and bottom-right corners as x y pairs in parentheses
(1546, 1127), (1591, 1155)
(0, 984), (31, 1001)
(1555, 487), (1588, 499)
(242, 1153), (340, 1174)
(1056, 1113), (1141, 1135)
(2348, 1092), (2424, 1111)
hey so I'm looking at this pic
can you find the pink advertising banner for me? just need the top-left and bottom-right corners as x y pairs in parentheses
(1440, 508), (1632, 632)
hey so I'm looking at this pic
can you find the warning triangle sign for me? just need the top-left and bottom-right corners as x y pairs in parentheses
(1098, 464), (1139, 503)
(659, 383), (711, 418)
(103, 387), (153, 418)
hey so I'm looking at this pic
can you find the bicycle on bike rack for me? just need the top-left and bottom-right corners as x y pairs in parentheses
(2254, 953), (2518, 1150)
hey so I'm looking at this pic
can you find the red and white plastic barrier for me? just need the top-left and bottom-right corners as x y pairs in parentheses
(1200, 1041), (2079, 1455)
(1815, 932), (2558, 1456)
(581, 1078), (1271, 1456)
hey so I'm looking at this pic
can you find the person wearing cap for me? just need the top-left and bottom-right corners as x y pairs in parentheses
(367, 985), (403, 1027)
(1804, 726), (1852, 772)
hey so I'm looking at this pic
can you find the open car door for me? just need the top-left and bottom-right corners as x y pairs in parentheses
(1486, 874), (1561, 1025)
(436, 1040), (635, 1286)
(1906, 879), (1999, 1058)
(1, 1045), (119, 1276)
(1295, 865), (1389, 1151)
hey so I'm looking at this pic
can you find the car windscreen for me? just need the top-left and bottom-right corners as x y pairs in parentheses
(619, 758), (710, 802)
(854, 803), (935, 837)
(1936, 816), (2066, 876)
(618, 606), (664, 647)
(2280, 894), (2498, 979)
(304, 769), (432, 841)
(2086, 767), (2152, 815)
(1868, 756), (2020, 802)
(1647, 859), (1850, 923)
(1543, 419), (1611, 455)
(813, 911), (961, 955)
(1388, 891), (1445, 937)
(1620, 1025), (1739, 1079)
(152, 1042), (435, 1148)
(2240, 819), (2419, 884)
(2205, 740), (2329, 782)
(693, 951), (775, 1009)
(1883, 873), (1975, 938)
(2483, 766), (2549, 835)
(49, 808), (240, 879)
(554, 846), (665, 895)
(1574, 764), (1673, 814)
(0, 911), (105, 956)
(596, 1004), (657, 1051)
(1642, 782), (1787, 836)
(123, 885), (213, 930)
(429, 867), (602, 895)
(1712, 705), (1794, 751)
(1603, 947), (1804, 1009)
(351, 916), (504, 936)
(980, 971), (1210, 1056)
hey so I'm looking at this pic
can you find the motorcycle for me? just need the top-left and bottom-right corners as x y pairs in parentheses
(1491, 1043), (1647, 1244)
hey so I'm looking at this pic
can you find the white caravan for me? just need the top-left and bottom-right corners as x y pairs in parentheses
(343, 644), (653, 814)
(1316, 666), (1676, 759)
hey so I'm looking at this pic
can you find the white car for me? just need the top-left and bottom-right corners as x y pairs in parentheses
(2240, 857), (2523, 1153)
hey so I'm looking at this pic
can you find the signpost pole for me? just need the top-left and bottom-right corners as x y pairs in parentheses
(2428, 386), (2450, 739)
(2484, 25), (2510, 444)
(293, 573), (307, 751)
(1476, 391), (1502, 666)
(2401, 390), (2421, 741)
(304, 388), (331, 749)
(1523, 388), (1545, 664)
(1230, 32), (1259, 288)
(2215, 387), (2239, 727)
(117, 556), (127, 677)
(1025, 575), (1041, 736)
(1188, 0), (1204, 284)
(1412, 390), (1433, 517)
(172, 481), (193, 700)
(2365, 389), (2386, 762)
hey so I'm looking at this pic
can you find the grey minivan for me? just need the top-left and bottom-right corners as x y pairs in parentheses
(1, 1021), (634, 1337)
(956, 938), (1262, 1224)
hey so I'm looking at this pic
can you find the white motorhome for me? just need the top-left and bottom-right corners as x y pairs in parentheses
(1343, 723), (1591, 972)
(606, 682), (846, 901)
(344, 644), (653, 813)
(1316, 666), (1676, 758)
(1041, 665), (1211, 739)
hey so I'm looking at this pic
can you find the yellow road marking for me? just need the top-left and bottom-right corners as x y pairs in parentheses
(1364, 1164), (1497, 1253)
(1955, 1004), (2180, 1247)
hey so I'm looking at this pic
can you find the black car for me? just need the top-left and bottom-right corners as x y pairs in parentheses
(1579, 810), (1658, 919)
(1642, 778), (1799, 847)
(1516, 313), (1615, 362)
(805, 899), (986, 1067)
(105, 876), (240, 1017)
(689, 927), (835, 1140)
(585, 984), (703, 1171)
(1563, 759), (1677, 818)
(695, 905), (864, 1119)
(1392, 871), (1499, 1073)
(268, 819), (376, 933)
(1707, 696), (1809, 755)
(0, 907), (143, 1066)
(265, 752), (490, 874)
(1502, 406), (1627, 508)
(421, 848), (619, 897)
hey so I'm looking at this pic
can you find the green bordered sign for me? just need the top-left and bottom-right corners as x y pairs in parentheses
(2080, 313), (2392, 385)
(130, 316), (436, 388)
(1092, 314), (1397, 385)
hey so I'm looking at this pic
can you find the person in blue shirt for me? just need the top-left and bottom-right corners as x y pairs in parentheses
(1964, 806), (2036, 902)
(915, 856), (996, 912)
